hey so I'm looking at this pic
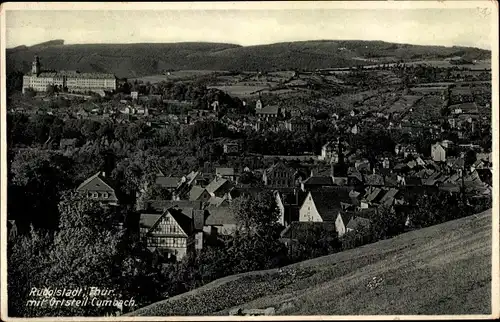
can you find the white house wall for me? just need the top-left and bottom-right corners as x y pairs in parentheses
(299, 193), (323, 222)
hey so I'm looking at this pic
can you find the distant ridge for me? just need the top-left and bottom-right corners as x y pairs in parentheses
(6, 39), (491, 78)
(30, 39), (65, 48)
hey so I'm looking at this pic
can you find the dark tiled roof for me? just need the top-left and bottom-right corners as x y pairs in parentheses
(216, 167), (235, 176)
(265, 161), (295, 176)
(309, 187), (352, 222)
(145, 200), (203, 213)
(205, 206), (237, 226)
(139, 213), (163, 231)
(337, 212), (353, 228)
(476, 169), (492, 186)
(155, 175), (181, 189)
(205, 178), (232, 195)
(169, 208), (194, 235)
(207, 196), (228, 207)
(303, 176), (334, 187)
(256, 105), (280, 115)
(379, 188), (400, 206)
(189, 186), (207, 201)
(27, 70), (116, 79)
(364, 187), (384, 203)
(76, 172), (117, 197)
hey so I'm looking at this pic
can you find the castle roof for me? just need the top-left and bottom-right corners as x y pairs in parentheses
(26, 70), (115, 79)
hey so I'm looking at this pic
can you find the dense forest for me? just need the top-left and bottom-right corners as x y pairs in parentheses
(7, 40), (491, 77)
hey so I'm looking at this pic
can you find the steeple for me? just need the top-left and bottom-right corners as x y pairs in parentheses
(32, 56), (41, 76)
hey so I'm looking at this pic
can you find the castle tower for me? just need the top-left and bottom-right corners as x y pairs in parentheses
(32, 56), (41, 76)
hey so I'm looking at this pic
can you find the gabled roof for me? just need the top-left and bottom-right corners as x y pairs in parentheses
(139, 210), (190, 236)
(476, 169), (492, 186)
(168, 208), (195, 235)
(348, 167), (363, 182)
(336, 212), (353, 227)
(308, 187), (353, 222)
(446, 173), (461, 184)
(205, 206), (237, 226)
(155, 175), (180, 189)
(364, 187), (383, 203)
(144, 200), (203, 214)
(216, 167), (235, 176)
(139, 213), (163, 232)
(303, 176), (334, 186)
(205, 178), (232, 195)
(256, 105), (280, 115)
(265, 161), (294, 176)
(407, 160), (417, 169)
(185, 171), (200, 186)
(379, 188), (400, 206)
(207, 196), (228, 207)
(189, 186), (208, 201)
(76, 172), (116, 193)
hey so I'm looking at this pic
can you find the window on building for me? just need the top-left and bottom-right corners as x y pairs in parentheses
(92, 192), (99, 198)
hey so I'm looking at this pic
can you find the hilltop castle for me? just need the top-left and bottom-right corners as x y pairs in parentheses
(22, 56), (117, 95)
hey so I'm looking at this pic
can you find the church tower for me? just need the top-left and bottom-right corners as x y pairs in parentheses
(32, 56), (41, 76)
(256, 99), (262, 110)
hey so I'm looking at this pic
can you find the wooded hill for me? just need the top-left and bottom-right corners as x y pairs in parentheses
(7, 39), (491, 78)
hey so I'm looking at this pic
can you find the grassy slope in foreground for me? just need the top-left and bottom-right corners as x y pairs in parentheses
(128, 209), (492, 316)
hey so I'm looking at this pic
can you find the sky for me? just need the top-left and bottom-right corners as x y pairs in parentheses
(4, 6), (495, 50)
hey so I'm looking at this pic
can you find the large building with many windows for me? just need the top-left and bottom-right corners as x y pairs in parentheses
(22, 56), (117, 94)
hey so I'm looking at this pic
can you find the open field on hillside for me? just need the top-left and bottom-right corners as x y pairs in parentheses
(408, 95), (444, 123)
(406, 59), (491, 70)
(208, 84), (273, 96)
(128, 209), (492, 316)
(131, 70), (222, 83)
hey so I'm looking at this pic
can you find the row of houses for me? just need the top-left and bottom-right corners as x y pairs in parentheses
(71, 136), (492, 262)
